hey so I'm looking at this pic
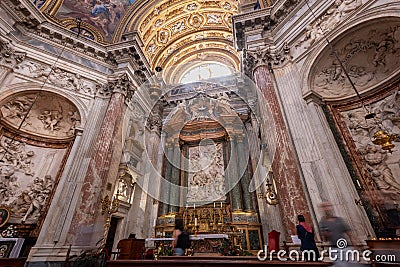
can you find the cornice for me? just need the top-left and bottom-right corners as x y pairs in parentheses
(233, 8), (271, 50)
(0, 0), (151, 83)
(233, 0), (302, 50)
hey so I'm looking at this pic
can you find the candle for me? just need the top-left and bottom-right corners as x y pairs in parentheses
(194, 218), (198, 226)
(213, 202), (216, 208)
(186, 204), (188, 209)
(194, 203), (196, 209)
(153, 218), (156, 227)
(220, 202), (222, 208)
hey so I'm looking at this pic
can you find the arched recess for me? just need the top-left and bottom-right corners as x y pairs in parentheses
(0, 90), (82, 237)
(306, 16), (400, 102)
(306, 17), (400, 236)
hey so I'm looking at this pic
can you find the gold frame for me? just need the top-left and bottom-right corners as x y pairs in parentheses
(0, 206), (11, 228)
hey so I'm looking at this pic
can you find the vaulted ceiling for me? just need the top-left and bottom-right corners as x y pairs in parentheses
(35, 0), (242, 80)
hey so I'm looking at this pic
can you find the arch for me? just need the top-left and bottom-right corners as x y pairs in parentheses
(0, 85), (86, 141)
(302, 16), (400, 102)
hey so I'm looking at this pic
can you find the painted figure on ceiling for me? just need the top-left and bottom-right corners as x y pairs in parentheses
(57, 0), (135, 41)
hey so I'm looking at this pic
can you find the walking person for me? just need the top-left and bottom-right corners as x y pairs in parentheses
(318, 202), (363, 267)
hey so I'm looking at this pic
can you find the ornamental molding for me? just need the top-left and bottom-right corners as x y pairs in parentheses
(243, 44), (291, 77)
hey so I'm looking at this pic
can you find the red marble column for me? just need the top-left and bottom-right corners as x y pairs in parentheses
(68, 90), (126, 244)
(253, 65), (310, 240)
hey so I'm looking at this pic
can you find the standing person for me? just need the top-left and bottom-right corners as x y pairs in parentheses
(296, 214), (320, 261)
(173, 218), (190, 256)
(318, 202), (362, 267)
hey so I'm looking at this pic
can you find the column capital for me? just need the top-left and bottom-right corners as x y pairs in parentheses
(97, 73), (136, 101)
(243, 44), (291, 77)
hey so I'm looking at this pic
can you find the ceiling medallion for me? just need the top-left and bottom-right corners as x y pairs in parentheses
(189, 13), (204, 28)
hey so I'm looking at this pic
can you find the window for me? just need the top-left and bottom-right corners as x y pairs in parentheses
(180, 63), (232, 84)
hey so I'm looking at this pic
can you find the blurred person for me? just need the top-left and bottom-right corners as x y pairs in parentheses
(173, 218), (190, 256)
(319, 202), (363, 267)
(296, 214), (320, 261)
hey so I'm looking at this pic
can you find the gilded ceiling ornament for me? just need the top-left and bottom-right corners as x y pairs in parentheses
(189, 13), (204, 28)
(187, 3), (198, 11)
(167, 46), (176, 54)
(155, 19), (163, 28)
(223, 2), (232, 10)
(207, 14), (221, 24)
(193, 33), (206, 40)
(158, 29), (170, 44)
(147, 44), (157, 54)
(224, 14), (232, 26)
(172, 21), (187, 34)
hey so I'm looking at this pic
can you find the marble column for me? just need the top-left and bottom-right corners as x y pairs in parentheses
(230, 136), (243, 211)
(245, 116), (285, 240)
(236, 134), (253, 211)
(160, 141), (173, 215)
(67, 74), (135, 245)
(169, 140), (181, 213)
(253, 65), (310, 240)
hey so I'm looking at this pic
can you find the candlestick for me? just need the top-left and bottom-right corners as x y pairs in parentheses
(194, 217), (198, 226)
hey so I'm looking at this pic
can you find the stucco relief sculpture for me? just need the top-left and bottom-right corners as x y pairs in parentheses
(0, 136), (65, 224)
(1, 92), (81, 139)
(20, 175), (54, 222)
(358, 146), (400, 203)
(15, 61), (96, 95)
(311, 22), (400, 98)
(1, 95), (35, 122)
(342, 91), (400, 205)
(186, 143), (225, 202)
(0, 41), (25, 68)
(296, 0), (362, 49)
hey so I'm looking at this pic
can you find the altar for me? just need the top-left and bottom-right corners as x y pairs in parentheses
(145, 234), (229, 256)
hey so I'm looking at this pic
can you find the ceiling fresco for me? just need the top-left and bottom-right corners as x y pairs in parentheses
(31, 0), (242, 77)
(57, 0), (136, 41)
(33, 0), (139, 42)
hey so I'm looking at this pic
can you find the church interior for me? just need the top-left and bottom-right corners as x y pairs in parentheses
(0, 0), (399, 266)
